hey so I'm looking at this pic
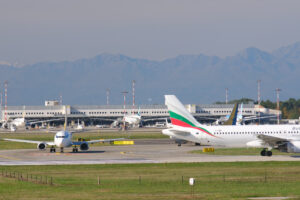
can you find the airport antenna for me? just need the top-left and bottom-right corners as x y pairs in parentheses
(121, 91), (128, 115)
(275, 88), (281, 124)
(132, 80), (136, 113)
(0, 83), (2, 115)
(106, 89), (110, 105)
(257, 80), (261, 105)
(4, 81), (8, 121)
(121, 91), (128, 129)
(257, 80), (261, 124)
(225, 88), (228, 104)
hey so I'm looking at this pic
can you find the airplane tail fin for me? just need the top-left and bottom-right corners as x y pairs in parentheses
(64, 106), (67, 131)
(223, 103), (239, 125)
(165, 95), (202, 128)
(137, 106), (141, 116)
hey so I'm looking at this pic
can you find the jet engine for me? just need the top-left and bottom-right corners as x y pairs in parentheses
(169, 136), (188, 145)
(278, 141), (300, 153)
(37, 143), (47, 150)
(80, 142), (89, 151)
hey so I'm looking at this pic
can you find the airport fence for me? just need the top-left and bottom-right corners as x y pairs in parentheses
(94, 171), (300, 187)
(1, 170), (300, 187)
(1, 170), (54, 186)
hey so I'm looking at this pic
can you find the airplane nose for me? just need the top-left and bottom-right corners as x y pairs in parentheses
(56, 140), (63, 147)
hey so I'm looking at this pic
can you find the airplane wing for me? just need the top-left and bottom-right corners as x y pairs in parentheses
(90, 117), (118, 122)
(257, 134), (288, 147)
(72, 138), (125, 145)
(27, 118), (64, 125)
(142, 117), (168, 122)
(243, 115), (277, 122)
(2, 138), (55, 146)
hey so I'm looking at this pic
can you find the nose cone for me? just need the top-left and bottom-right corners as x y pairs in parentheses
(54, 131), (70, 147)
(56, 140), (63, 147)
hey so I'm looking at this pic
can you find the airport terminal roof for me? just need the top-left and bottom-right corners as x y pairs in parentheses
(2, 103), (255, 110)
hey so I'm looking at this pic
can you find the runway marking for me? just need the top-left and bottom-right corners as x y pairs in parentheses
(0, 154), (21, 161)
(120, 151), (134, 155)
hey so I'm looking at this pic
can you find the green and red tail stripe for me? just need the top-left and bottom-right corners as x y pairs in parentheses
(169, 111), (216, 137)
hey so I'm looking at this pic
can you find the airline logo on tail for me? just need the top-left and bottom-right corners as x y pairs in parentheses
(165, 95), (216, 137)
(223, 103), (239, 125)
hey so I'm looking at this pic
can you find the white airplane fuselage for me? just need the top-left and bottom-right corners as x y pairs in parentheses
(163, 95), (300, 155)
(54, 131), (73, 148)
(163, 124), (300, 148)
(12, 118), (26, 127)
(123, 114), (141, 125)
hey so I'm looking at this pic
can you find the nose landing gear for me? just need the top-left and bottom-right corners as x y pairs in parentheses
(50, 146), (56, 153)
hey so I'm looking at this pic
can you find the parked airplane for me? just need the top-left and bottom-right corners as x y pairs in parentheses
(75, 119), (84, 131)
(1, 117), (63, 131)
(112, 110), (166, 129)
(162, 95), (300, 156)
(123, 112), (142, 127)
(220, 103), (239, 125)
(2, 118), (124, 153)
(213, 103), (276, 125)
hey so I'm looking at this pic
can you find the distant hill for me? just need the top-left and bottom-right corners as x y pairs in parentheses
(1, 42), (300, 105)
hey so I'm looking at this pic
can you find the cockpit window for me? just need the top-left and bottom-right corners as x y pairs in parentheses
(56, 132), (69, 138)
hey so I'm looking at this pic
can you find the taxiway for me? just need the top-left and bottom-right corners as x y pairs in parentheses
(0, 139), (299, 165)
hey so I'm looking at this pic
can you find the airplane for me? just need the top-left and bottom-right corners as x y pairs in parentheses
(122, 112), (142, 127)
(219, 103), (239, 125)
(75, 119), (84, 131)
(111, 110), (166, 130)
(1, 117), (63, 131)
(195, 103), (241, 125)
(1, 117), (124, 153)
(167, 103), (239, 146)
(162, 95), (300, 156)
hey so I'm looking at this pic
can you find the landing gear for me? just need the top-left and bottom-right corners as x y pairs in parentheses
(50, 146), (56, 153)
(72, 147), (79, 153)
(260, 149), (266, 156)
(60, 147), (64, 153)
(195, 143), (201, 146)
(260, 149), (272, 157)
(178, 143), (182, 147)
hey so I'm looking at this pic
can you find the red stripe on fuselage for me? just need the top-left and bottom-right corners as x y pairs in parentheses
(170, 118), (215, 137)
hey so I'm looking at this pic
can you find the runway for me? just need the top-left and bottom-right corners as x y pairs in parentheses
(0, 139), (299, 165)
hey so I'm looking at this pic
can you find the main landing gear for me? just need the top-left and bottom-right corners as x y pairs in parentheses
(50, 146), (56, 153)
(60, 147), (64, 153)
(260, 148), (272, 157)
(72, 146), (79, 153)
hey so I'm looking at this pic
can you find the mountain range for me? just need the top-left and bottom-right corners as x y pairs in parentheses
(1, 42), (300, 106)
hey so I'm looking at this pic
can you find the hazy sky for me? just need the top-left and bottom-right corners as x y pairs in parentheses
(1, 0), (300, 65)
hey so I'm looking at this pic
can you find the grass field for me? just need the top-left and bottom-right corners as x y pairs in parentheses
(0, 131), (167, 150)
(190, 147), (298, 156)
(1, 162), (300, 199)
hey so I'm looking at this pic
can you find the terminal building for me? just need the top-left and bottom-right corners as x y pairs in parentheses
(0, 100), (281, 126)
